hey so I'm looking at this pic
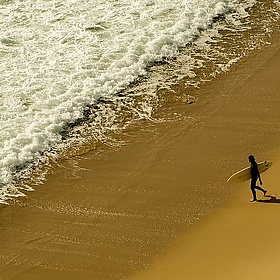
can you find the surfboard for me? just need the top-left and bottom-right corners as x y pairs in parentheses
(227, 160), (273, 183)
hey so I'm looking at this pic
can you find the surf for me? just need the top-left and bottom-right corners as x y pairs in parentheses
(0, 0), (279, 203)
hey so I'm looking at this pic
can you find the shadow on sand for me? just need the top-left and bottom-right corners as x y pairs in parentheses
(258, 195), (280, 204)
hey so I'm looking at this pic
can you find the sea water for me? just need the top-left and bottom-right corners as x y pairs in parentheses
(0, 0), (279, 203)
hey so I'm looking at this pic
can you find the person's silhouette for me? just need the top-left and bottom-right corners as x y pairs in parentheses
(248, 155), (267, 202)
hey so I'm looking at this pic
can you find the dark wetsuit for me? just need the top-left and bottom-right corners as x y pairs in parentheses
(250, 161), (265, 200)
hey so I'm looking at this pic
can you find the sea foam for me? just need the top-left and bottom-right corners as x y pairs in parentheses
(0, 0), (256, 201)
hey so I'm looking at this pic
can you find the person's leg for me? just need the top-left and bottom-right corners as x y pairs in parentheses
(255, 185), (267, 195)
(250, 179), (257, 201)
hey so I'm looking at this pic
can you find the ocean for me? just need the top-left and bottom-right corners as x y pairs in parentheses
(0, 0), (279, 204)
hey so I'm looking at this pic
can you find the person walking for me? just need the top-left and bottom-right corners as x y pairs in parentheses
(248, 155), (267, 202)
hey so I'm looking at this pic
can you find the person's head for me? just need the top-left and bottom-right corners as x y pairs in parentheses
(248, 155), (255, 163)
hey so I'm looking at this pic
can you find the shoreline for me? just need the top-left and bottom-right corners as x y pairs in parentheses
(0, 17), (280, 280)
(127, 24), (280, 280)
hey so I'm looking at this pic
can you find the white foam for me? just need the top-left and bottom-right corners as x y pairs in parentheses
(0, 0), (255, 200)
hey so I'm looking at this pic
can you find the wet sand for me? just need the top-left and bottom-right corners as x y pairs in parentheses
(1, 21), (280, 280)
(127, 26), (280, 280)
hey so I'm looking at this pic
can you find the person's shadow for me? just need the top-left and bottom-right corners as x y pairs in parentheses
(258, 195), (280, 204)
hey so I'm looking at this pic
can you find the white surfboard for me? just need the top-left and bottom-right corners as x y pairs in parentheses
(227, 160), (273, 183)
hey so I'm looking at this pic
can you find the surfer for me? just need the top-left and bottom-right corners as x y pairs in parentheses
(248, 155), (267, 202)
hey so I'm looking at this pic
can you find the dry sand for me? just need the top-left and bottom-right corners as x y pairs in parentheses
(0, 21), (280, 280)
(127, 157), (280, 280)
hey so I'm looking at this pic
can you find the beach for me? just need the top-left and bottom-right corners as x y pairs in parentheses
(1, 13), (280, 280)
(128, 157), (280, 280)
(128, 24), (280, 280)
